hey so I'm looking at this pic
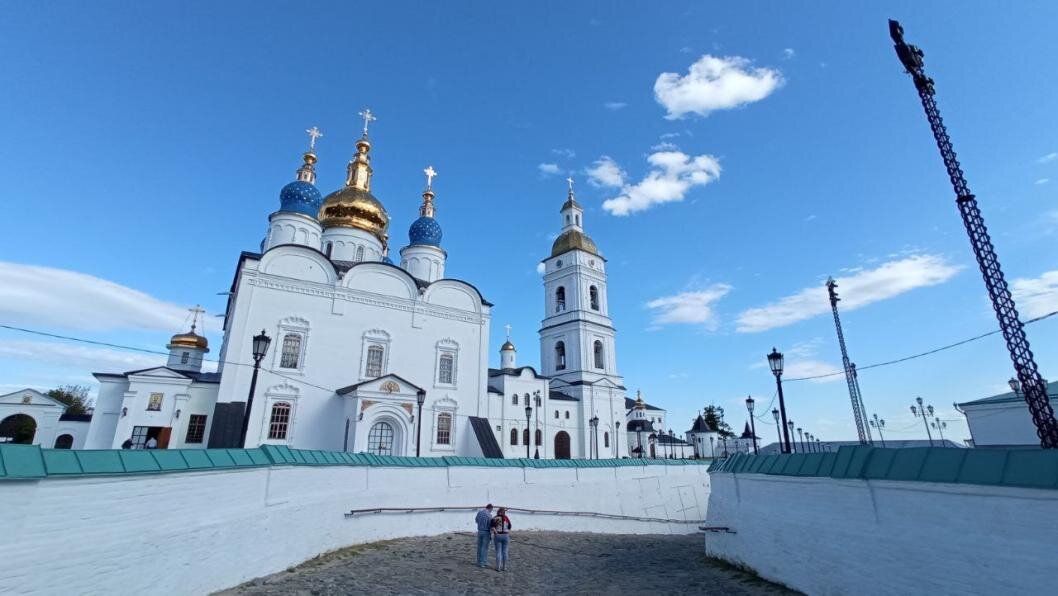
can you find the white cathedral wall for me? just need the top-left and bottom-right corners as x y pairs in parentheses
(0, 463), (708, 594)
(703, 472), (1058, 595)
(963, 402), (1040, 447)
(215, 251), (489, 453)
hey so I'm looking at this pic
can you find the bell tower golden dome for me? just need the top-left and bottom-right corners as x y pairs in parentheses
(318, 109), (390, 246)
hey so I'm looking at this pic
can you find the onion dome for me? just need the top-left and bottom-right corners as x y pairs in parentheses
(168, 330), (208, 350)
(278, 128), (324, 217)
(551, 229), (600, 258)
(500, 340), (516, 351)
(408, 165), (442, 246)
(318, 114), (389, 245)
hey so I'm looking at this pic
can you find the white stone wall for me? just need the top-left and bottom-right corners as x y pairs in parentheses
(963, 400), (1040, 447)
(704, 473), (1058, 595)
(0, 464), (709, 595)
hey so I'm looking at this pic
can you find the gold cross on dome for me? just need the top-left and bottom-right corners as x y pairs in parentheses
(424, 165), (437, 190)
(306, 126), (323, 151)
(566, 176), (575, 193)
(358, 108), (376, 136)
(188, 304), (206, 332)
(504, 324), (512, 340)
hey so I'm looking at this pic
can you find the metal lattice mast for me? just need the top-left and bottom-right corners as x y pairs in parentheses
(889, 20), (1058, 448)
(827, 278), (870, 444)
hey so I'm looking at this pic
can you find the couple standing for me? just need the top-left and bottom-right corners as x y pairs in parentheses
(474, 504), (513, 571)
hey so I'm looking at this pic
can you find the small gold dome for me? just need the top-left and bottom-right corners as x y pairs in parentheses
(500, 340), (516, 351)
(168, 331), (208, 350)
(551, 229), (600, 258)
(318, 186), (390, 243)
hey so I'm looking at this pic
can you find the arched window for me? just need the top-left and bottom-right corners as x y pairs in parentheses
(593, 340), (604, 369)
(575, 214), (581, 226)
(355, 245), (365, 262)
(365, 345), (384, 377)
(510, 428), (519, 445)
(54, 434), (74, 449)
(589, 286), (599, 310)
(367, 421), (394, 455)
(524, 393), (530, 405)
(438, 354), (454, 384)
(180, 352), (190, 364)
(554, 410), (559, 419)
(324, 242), (333, 258)
(535, 429), (542, 446)
(436, 413), (452, 445)
(555, 341), (566, 370)
(604, 432), (610, 448)
(280, 333), (302, 369)
(555, 287), (566, 312)
(268, 402), (291, 440)
(523, 428), (530, 445)
(565, 411), (570, 419)
(512, 394), (519, 405)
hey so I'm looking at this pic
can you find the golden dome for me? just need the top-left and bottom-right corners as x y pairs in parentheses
(168, 331), (208, 350)
(551, 229), (600, 258)
(318, 186), (389, 243)
(500, 340), (516, 351)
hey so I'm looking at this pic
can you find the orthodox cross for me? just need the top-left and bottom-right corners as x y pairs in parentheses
(306, 126), (323, 151)
(424, 165), (437, 190)
(504, 324), (512, 341)
(566, 176), (575, 194)
(358, 108), (376, 136)
(188, 305), (206, 332)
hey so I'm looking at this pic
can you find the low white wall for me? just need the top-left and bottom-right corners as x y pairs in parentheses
(704, 473), (1058, 595)
(0, 464), (709, 595)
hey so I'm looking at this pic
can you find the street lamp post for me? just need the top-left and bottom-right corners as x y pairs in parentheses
(589, 415), (599, 459)
(910, 397), (935, 446)
(771, 408), (782, 453)
(797, 427), (805, 453)
(931, 417), (948, 445)
(415, 389), (426, 457)
(869, 414), (887, 448)
(649, 432), (657, 459)
(534, 391), (541, 459)
(745, 396), (759, 454)
(524, 403), (532, 459)
(768, 348), (793, 453)
(787, 421), (796, 453)
(615, 421), (621, 458)
(816, 437), (823, 451)
(239, 329), (271, 448)
(804, 433), (813, 452)
(669, 429), (675, 459)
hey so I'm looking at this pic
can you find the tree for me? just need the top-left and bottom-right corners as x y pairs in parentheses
(47, 384), (92, 415)
(703, 405), (735, 438)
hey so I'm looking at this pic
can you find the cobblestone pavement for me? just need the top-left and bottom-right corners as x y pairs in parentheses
(218, 532), (795, 595)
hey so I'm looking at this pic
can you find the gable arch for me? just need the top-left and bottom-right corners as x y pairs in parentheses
(259, 246), (337, 284)
(422, 280), (483, 313)
(341, 263), (419, 300)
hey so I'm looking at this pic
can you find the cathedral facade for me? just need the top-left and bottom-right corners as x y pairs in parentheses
(83, 120), (674, 458)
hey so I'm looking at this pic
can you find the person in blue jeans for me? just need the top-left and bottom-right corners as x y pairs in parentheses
(491, 507), (512, 571)
(474, 504), (494, 567)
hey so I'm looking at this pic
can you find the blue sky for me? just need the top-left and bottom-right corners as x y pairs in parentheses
(2, 1), (1057, 444)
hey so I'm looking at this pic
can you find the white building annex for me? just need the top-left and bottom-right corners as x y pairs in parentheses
(83, 117), (681, 459)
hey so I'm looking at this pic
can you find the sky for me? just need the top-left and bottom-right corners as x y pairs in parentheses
(2, 1), (1057, 445)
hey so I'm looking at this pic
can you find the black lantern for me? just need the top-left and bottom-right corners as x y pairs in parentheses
(768, 347), (792, 454)
(767, 347), (784, 377)
(1008, 377), (1021, 395)
(415, 389), (426, 457)
(524, 403), (532, 458)
(745, 396), (758, 455)
(252, 329), (272, 363)
(239, 329), (271, 448)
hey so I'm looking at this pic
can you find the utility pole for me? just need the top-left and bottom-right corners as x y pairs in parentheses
(889, 20), (1058, 448)
(826, 278), (871, 444)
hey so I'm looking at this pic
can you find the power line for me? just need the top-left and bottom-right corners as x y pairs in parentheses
(785, 310), (1057, 382)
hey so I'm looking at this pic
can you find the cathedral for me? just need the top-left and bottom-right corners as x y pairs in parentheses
(82, 115), (678, 459)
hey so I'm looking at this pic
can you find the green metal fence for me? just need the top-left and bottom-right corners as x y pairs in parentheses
(0, 443), (708, 480)
(707, 446), (1058, 491)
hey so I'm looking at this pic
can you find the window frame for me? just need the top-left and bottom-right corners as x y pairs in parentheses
(589, 285), (599, 310)
(268, 402), (292, 440)
(360, 330), (391, 380)
(555, 341), (566, 371)
(510, 428), (518, 445)
(185, 414), (208, 444)
(435, 412), (452, 446)
(273, 317), (310, 375)
(593, 340), (605, 370)
(279, 333), (303, 369)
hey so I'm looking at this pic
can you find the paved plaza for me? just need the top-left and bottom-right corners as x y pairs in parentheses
(218, 531), (794, 595)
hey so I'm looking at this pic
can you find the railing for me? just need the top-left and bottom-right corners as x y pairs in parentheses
(344, 505), (702, 525)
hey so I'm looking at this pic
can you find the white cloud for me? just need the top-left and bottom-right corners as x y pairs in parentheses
(651, 141), (679, 152)
(781, 48), (795, 60)
(736, 254), (963, 333)
(551, 148), (575, 159)
(0, 339), (166, 372)
(1037, 152), (1058, 164)
(804, 214), (817, 222)
(646, 284), (732, 330)
(586, 156), (627, 188)
(1035, 178), (1050, 185)
(0, 261), (193, 332)
(1012, 270), (1058, 318)
(785, 359), (844, 383)
(538, 163), (561, 176)
(659, 132), (681, 140)
(603, 101), (627, 110)
(535, 262), (546, 275)
(601, 150), (721, 216)
(654, 54), (784, 119)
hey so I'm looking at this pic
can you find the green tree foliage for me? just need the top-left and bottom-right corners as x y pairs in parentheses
(47, 384), (91, 415)
(703, 405), (735, 438)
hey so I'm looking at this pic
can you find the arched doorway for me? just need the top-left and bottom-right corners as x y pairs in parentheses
(367, 421), (396, 456)
(54, 434), (74, 449)
(554, 431), (571, 459)
(0, 414), (36, 444)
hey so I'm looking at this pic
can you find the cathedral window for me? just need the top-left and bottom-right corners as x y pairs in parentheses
(555, 287), (566, 312)
(593, 341), (604, 369)
(565, 411), (570, 419)
(180, 352), (189, 364)
(268, 402), (291, 440)
(555, 341), (566, 370)
(524, 393), (530, 405)
(280, 334), (302, 369)
(365, 345), (385, 377)
(575, 214), (581, 226)
(554, 410), (559, 419)
(512, 394), (518, 405)
(324, 242), (333, 258)
(589, 286), (599, 310)
(604, 432), (610, 448)
(535, 429), (542, 446)
(185, 414), (207, 444)
(522, 428), (530, 445)
(436, 412), (452, 445)
(510, 428), (518, 445)
(438, 354), (455, 384)
(147, 393), (163, 411)
(355, 245), (365, 262)
(367, 421), (394, 455)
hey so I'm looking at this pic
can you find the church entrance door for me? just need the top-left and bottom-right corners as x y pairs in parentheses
(554, 431), (571, 459)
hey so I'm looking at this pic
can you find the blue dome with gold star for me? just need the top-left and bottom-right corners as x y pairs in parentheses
(408, 216), (443, 247)
(279, 180), (322, 217)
